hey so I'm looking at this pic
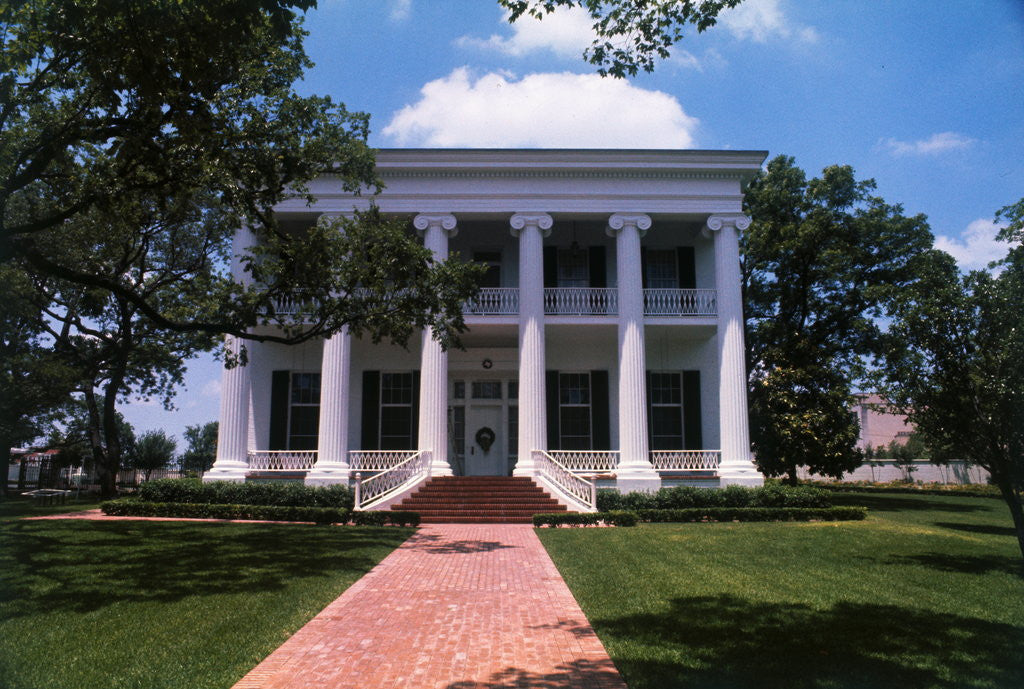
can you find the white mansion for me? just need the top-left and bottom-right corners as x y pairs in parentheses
(206, 149), (767, 512)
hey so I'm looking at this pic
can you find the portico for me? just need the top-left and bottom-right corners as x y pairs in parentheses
(206, 149), (768, 509)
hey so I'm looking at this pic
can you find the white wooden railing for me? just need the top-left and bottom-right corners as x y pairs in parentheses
(247, 450), (318, 471)
(544, 288), (617, 315)
(533, 450), (597, 512)
(643, 289), (717, 316)
(353, 450), (429, 510)
(348, 450), (421, 472)
(649, 450), (721, 471)
(270, 292), (317, 317)
(464, 288), (519, 315)
(549, 450), (620, 473)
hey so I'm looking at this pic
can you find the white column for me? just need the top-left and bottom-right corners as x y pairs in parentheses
(705, 215), (763, 486)
(608, 213), (660, 492)
(206, 224), (258, 483)
(307, 328), (351, 485)
(414, 213), (458, 476)
(510, 212), (553, 476)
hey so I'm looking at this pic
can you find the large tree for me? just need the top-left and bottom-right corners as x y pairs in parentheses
(129, 430), (177, 481)
(2, 1), (479, 348)
(500, 0), (745, 76)
(741, 156), (934, 484)
(881, 204), (1024, 557)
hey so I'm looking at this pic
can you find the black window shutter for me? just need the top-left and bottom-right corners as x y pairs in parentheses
(677, 247), (696, 289)
(410, 370), (421, 451)
(645, 370), (653, 448)
(683, 370), (703, 449)
(269, 371), (290, 450)
(640, 247), (649, 289)
(546, 370), (560, 450)
(543, 246), (558, 288)
(588, 246), (607, 288)
(361, 371), (380, 450)
(590, 370), (610, 450)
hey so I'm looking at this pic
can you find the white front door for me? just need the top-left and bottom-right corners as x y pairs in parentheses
(464, 404), (505, 476)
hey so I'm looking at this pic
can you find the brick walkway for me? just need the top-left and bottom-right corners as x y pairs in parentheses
(233, 524), (627, 689)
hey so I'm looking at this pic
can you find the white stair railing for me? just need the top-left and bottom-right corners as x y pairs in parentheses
(643, 288), (717, 316)
(464, 288), (519, 315)
(247, 450), (318, 471)
(349, 450), (421, 472)
(533, 450), (597, 512)
(353, 451), (429, 510)
(544, 288), (617, 315)
(649, 450), (721, 471)
(548, 450), (619, 473)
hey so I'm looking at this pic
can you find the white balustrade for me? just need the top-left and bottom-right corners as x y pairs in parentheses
(354, 451), (430, 510)
(464, 288), (519, 315)
(543, 288), (618, 315)
(643, 289), (717, 316)
(533, 450), (597, 511)
(649, 450), (721, 471)
(247, 450), (318, 471)
(548, 450), (620, 473)
(348, 450), (421, 472)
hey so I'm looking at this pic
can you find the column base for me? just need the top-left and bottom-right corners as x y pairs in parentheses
(305, 465), (351, 486)
(203, 461), (247, 483)
(429, 454), (453, 477)
(718, 460), (765, 487)
(615, 466), (661, 494)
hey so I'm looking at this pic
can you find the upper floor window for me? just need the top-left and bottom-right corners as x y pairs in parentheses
(474, 251), (502, 288)
(557, 249), (589, 287)
(646, 249), (679, 289)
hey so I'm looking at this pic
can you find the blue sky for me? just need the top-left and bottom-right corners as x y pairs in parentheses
(122, 0), (1024, 448)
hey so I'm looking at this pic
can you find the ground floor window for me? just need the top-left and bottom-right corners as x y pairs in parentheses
(559, 372), (592, 450)
(649, 372), (684, 450)
(380, 372), (415, 450)
(289, 372), (320, 450)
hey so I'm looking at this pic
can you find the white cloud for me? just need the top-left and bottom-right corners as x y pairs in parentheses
(389, 0), (411, 22)
(455, 7), (596, 59)
(382, 68), (699, 148)
(201, 379), (222, 398)
(935, 218), (1010, 271)
(879, 131), (977, 156)
(719, 0), (819, 43)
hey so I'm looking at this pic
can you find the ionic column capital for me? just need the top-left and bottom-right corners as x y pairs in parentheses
(606, 213), (652, 238)
(509, 212), (553, 238)
(702, 214), (751, 237)
(414, 213), (458, 238)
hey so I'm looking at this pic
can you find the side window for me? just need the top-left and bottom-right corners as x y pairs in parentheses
(289, 373), (321, 450)
(559, 372), (592, 450)
(380, 372), (414, 450)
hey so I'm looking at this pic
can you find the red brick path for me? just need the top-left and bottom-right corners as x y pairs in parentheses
(233, 524), (627, 689)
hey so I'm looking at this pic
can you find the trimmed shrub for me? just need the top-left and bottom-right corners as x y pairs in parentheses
(801, 480), (1001, 499)
(351, 511), (389, 526)
(635, 506), (867, 522)
(101, 499), (349, 524)
(532, 511), (638, 527)
(138, 478), (354, 509)
(386, 511), (421, 527)
(598, 484), (832, 511)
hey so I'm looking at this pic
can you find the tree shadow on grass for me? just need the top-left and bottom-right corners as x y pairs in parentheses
(828, 493), (989, 513)
(886, 551), (1024, 577)
(0, 521), (412, 618)
(934, 521), (1018, 537)
(593, 594), (1024, 689)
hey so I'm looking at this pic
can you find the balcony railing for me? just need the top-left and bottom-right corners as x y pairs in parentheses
(247, 450), (317, 471)
(643, 289), (717, 316)
(544, 287), (618, 315)
(464, 287), (519, 315)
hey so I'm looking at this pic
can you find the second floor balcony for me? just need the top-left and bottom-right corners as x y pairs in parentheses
(463, 287), (717, 317)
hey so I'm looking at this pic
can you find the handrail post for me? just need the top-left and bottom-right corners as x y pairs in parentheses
(353, 472), (362, 510)
(589, 476), (597, 510)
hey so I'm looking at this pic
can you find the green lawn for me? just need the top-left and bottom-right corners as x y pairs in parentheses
(537, 491), (1024, 689)
(0, 500), (411, 689)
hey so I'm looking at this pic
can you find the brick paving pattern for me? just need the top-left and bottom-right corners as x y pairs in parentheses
(233, 524), (627, 689)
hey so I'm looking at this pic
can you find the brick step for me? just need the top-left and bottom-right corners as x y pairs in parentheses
(405, 492), (555, 500)
(420, 516), (536, 524)
(391, 476), (566, 524)
(399, 501), (564, 509)
(410, 512), (559, 519)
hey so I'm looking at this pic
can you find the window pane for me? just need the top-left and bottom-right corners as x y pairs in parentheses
(557, 249), (589, 287)
(507, 381), (518, 399)
(381, 373), (413, 404)
(646, 249), (678, 289)
(471, 381), (503, 399)
(453, 381), (465, 399)
(291, 373), (321, 404)
(559, 373), (590, 405)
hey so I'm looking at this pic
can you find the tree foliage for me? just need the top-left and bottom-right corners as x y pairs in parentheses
(181, 422), (218, 475)
(881, 232), (1024, 558)
(499, 0), (744, 76)
(741, 156), (934, 484)
(129, 430), (177, 479)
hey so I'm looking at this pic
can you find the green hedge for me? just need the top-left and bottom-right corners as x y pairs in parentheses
(596, 483), (832, 511)
(800, 480), (1001, 499)
(635, 506), (867, 522)
(351, 510), (421, 527)
(533, 511), (638, 527)
(102, 499), (350, 524)
(137, 479), (354, 509)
